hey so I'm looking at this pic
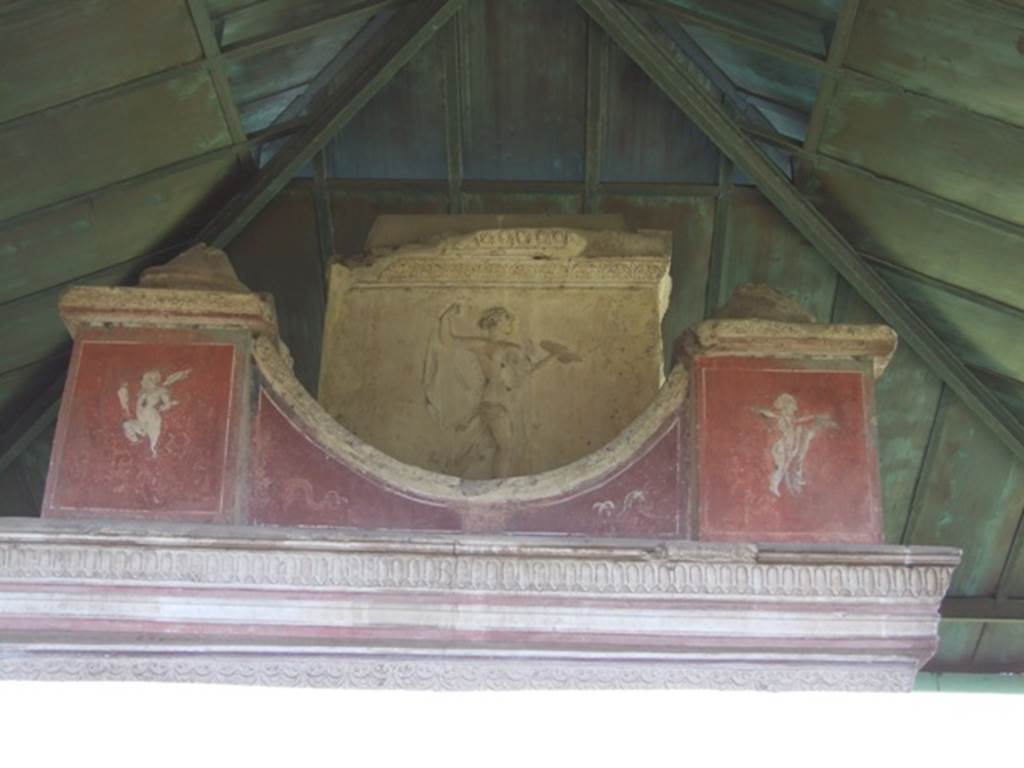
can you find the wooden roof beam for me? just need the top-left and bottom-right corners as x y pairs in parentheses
(198, 0), (467, 248)
(577, 0), (1024, 462)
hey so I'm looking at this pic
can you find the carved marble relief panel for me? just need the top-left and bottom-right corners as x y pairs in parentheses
(318, 227), (673, 480)
(42, 328), (246, 522)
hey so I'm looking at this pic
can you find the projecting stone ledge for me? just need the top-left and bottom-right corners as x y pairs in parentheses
(0, 519), (958, 691)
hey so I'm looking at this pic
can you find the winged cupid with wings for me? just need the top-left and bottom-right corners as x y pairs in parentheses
(117, 369), (191, 458)
(421, 303), (580, 479)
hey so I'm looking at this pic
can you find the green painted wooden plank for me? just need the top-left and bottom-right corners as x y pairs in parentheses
(846, 0), (1024, 129)
(325, 32), (448, 180)
(906, 388), (1024, 596)
(0, 155), (239, 305)
(461, 191), (583, 217)
(0, 0), (202, 123)
(0, 70), (232, 221)
(683, 25), (823, 112)
(650, 0), (828, 55)
(972, 623), (1024, 669)
(461, 0), (589, 182)
(916, 671), (1024, 693)
(596, 194), (714, 362)
(925, 621), (984, 671)
(879, 267), (1024, 384)
(229, 188), (325, 394)
(199, 0), (466, 248)
(832, 281), (943, 543)
(796, 157), (1024, 313)
(716, 191), (838, 321)
(225, 22), (365, 107)
(214, 0), (402, 51)
(819, 76), (1024, 227)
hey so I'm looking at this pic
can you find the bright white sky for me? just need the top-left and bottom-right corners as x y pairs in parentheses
(1, 684), (1021, 766)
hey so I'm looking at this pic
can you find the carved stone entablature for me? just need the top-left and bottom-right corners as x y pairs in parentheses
(0, 520), (958, 691)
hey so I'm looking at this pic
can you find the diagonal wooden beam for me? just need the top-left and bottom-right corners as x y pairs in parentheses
(0, 377), (63, 475)
(199, 0), (466, 248)
(577, 0), (1024, 461)
(803, 0), (861, 153)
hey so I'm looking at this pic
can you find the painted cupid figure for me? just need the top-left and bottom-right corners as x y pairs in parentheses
(118, 369), (191, 457)
(754, 393), (837, 497)
(422, 303), (581, 478)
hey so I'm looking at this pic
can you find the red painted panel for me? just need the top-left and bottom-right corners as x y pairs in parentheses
(695, 356), (882, 544)
(43, 329), (243, 522)
(250, 387), (687, 537)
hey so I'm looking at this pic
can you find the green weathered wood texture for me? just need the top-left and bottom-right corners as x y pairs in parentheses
(0, 155), (241, 305)
(905, 388), (1024, 596)
(211, 0), (405, 50)
(878, 267), (1024, 385)
(819, 77), (1024, 228)
(796, 157), (1024, 313)
(844, 0), (1024, 128)
(713, 190), (837, 320)
(831, 282), (943, 544)
(199, 0), (466, 247)
(972, 624), (1024, 669)
(460, 0), (588, 182)
(0, 70), (233, 222)
(927, 621), (984, 671)
(0, 0), (203, 124)
(578, 0), (1024, 463)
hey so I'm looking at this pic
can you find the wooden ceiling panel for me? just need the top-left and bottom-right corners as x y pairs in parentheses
(972, 624), (1024, 669)
(602, 45), (720, 184)
(881, 268), (1024, 384)
(906, 389), (1024, 596)
(0, 0), (202, 123)
(714, 191), (838, 320)
(927, 621), (984, 670)
(0, 70), (232, 221)
(819, 77), (1024, 227)
(0, 155), (240, 305)
(212, 0), (386, 49)
(684, 25), (822, 112)
(796, 158), (1024, 313)
(755, 0), (841, 22)
(831, 282), (943, 544)
(846, 0), (1024, 128)
(326, 36), (447, 180)
(461, 0), (588, 181)
(655, 0), (828, 55)
(225, 26), (362, 108)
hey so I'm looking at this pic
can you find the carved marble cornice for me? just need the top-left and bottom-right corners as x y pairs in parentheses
(0, 523), (956, 691)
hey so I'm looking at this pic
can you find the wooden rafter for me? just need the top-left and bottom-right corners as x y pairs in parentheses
(803, 0), (861, 152)
(577, 0), (1024, 462)
(442, 9), (468, 213)
(186, 0), (251, 158)
(583, 21), (610, 213)
(199, 0), (467, 248)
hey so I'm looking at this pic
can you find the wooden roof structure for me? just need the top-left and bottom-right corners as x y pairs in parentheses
(1, 0), (1023, 676)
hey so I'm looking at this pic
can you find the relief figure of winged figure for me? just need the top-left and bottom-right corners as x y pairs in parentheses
(421, 303), (580, 478)
(117, 369), (191, 458)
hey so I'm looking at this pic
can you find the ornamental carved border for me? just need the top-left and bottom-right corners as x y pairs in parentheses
(0, 542), (954, 602)
(373, 258), (669, 286)
(0, 655), (917, 692)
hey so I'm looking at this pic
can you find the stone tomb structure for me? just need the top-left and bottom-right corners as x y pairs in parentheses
(0, 225), (959, 690)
